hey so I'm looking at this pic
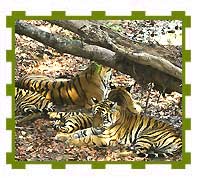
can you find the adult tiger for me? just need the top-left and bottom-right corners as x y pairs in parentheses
(15, 87), (55, 123)
(15, 62), (112, 109)
(55, 88), (181, 158)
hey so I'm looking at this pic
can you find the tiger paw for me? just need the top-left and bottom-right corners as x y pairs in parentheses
(54, 132), (72, 142)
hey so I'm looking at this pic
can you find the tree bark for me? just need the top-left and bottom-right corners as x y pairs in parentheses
(15, 20), (182, 94)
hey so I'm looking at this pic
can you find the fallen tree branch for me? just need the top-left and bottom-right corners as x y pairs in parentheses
(15, 20), (182, 93)
(48, 20), (182, 80)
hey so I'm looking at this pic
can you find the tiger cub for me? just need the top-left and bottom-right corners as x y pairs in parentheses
(55, 87), (181, 158)
(15, 62), (112, 109)
(15, 87), (55, 123)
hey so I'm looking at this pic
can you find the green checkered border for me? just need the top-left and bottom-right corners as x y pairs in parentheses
(6, 11), (191, 169)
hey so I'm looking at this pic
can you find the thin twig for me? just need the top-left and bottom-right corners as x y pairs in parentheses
(15, 126), (35, 130)
(144, 83), (153, 115)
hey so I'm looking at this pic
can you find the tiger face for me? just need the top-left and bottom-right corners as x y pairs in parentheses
(91, 86), (143, 128)
(92, 99), (120, 127)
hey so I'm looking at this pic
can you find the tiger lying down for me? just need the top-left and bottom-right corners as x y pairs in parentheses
(54, 87), (182, 159)
(15, 62), (112, 123)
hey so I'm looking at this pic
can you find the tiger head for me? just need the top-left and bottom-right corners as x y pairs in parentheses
(84, 62), (112, 105)
(92, 99), (120, 127)
(91, 86), (142, 127)
(89, 62), (112, 81)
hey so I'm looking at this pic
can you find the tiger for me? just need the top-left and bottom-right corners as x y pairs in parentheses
(55, 87), (181, 158)
(15, 87), (55, 123)
(15, 62), (112, 109)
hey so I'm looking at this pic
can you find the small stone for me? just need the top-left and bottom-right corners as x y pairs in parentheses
(47, 148), (53, 153)
(26, 145), (33, 152)
(21, 131), (26, 136)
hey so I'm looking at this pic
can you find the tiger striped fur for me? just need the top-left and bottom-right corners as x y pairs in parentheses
(15, 87), (55, 123)
(15, 62), (112, 109)
(49, 110), (94, 134)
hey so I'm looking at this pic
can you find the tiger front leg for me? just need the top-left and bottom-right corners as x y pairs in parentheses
(70, 135), (110, 147)
(55, 127), (94, 141)
(54, 132), (73, 142)
(55, 132), (109, 147)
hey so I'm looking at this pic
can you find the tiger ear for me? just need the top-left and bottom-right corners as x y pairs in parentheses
(125, 85), (132, 92)
(91, 97), (99, 104)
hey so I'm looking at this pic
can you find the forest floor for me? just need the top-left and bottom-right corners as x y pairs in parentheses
(15, 20), (182, 162)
